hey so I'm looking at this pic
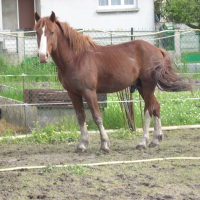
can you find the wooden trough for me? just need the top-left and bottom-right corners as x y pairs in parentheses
(23, 89), (107, 108)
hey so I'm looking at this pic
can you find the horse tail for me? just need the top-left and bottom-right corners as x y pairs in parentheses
(153, 48), (193, 92)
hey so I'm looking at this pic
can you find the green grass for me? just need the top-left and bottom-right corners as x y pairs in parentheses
(31, 124), (80, 144)
(0, 123), (80, 144)
(0, 56), (62, 101)
(101, 90), (200, 129)
(42, 163), (88, 175)
(0, 86), (23, 101)
(156, 90), (200, 126)
(0, 56), (58, 82)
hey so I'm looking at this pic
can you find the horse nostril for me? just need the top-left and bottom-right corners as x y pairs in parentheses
(46, 53), (48, 58)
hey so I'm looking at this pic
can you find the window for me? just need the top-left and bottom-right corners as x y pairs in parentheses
(99, 0), (108, 6)
(111, 0), (121, 5)
(124, 0), (134, 5)
(97, 0), (138, 12)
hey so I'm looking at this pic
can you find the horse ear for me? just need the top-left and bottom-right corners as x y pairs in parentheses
(35, 12), (40, 22)
(50, 11), (56, 23)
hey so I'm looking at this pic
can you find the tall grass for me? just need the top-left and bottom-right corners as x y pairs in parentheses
(0, 56), (57, 82)
(101, 90), (200, 129)
(0, 86), (23, 101)
(0, 56), (61, 100)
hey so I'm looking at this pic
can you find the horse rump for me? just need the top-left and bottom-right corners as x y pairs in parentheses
(153, 48), (193, 92)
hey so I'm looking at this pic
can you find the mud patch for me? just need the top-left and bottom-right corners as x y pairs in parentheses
(0, 129), (200, 199)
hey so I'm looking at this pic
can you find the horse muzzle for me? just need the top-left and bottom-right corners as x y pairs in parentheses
(38, 52), (49, 63)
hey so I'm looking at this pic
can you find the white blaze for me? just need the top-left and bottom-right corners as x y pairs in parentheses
(39, 27), (47, 56)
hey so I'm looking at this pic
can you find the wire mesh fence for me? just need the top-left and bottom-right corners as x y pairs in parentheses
(0, 27), (200, 133)
(1, 28), (200, 65)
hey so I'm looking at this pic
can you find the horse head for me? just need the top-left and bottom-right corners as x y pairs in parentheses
(34, 11), (57, 63)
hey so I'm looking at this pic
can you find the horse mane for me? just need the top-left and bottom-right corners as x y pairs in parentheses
(34, 17), (97, 55)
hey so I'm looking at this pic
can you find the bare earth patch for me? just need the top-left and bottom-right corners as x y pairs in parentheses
(0, 129), (200, 199)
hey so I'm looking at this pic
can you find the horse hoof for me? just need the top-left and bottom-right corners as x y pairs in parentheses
(100, 148), (110, 154)
(149, 142), (159, 148)
(75, 148), (86, 153)
(76, 145), (87, 153)
(136, 144), (146, 150)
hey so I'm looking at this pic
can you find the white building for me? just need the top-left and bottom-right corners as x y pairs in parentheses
(0, 0), (155, 31)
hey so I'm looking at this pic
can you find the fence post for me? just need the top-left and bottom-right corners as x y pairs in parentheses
(174, 27), (181, 63)
(111, 31), (112, 45)
(22, 75), (27, 133)
(130, 27), (137, 131)
(131, 27), (133, 41)
(18, 31), (25, 62)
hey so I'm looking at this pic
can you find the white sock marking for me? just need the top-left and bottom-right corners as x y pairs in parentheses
(152, 116), (163, 144)
(138, 110), (151, 146)
(80, 122), (88, 137)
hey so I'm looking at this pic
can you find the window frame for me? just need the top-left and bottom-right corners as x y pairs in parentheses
(97, 0), (139, 13)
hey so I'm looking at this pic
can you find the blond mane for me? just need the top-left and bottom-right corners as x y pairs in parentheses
(34, 17), (97, 55)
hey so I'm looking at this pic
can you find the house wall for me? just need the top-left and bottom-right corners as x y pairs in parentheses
(34, 0), (41, 16)
(0, 0), (2, 30)
(39, 0), (155, 30)
(2, 0), (18, 31)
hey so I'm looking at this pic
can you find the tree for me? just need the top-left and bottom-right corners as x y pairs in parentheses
(154, 0), (200, 29)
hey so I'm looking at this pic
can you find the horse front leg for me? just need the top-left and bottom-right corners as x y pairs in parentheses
(68, 92), (89, 152)
(83, 90), (110, 153)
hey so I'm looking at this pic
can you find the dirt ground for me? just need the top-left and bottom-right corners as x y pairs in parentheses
(0, 129), (200, 200)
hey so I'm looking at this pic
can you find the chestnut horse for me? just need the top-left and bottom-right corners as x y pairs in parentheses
(34, 11), (193, 153)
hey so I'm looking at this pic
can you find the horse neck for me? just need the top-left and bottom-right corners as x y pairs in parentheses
(51, 26), (75, 70)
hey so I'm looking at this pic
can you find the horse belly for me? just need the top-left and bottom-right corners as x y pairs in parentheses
(96, 59), (139, 93)
(96, 74), (136, 93)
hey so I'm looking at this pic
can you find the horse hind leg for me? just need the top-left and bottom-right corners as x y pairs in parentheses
(136, 86), (163, 149)
(149, 104), (164, 148)
(136, 109), (151, 150)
